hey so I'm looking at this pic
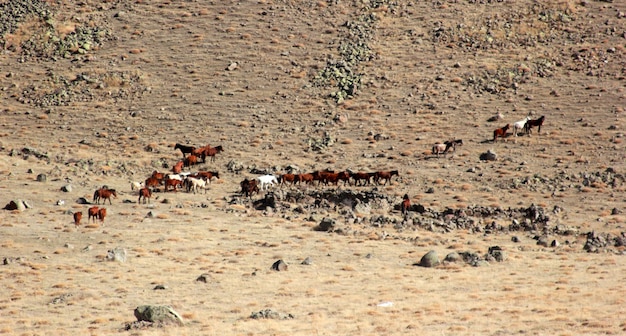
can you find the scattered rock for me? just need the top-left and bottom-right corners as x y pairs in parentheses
(486, 246), (506, 262)
(153, 285), (167, 290)
(60, 184), (72, 192)
(134, 305), (184, 326)
(196, 274), (211, 283)
(444, 251), (462, 263)
(250, 308), (294, 320)
(301, 257), (312, 265)
(36, 173), (47, 182)
(226, 62), (238, 71)
(4, 199), (27, 211)
(271, 259), (288, 271)
(314, 217), (336, 232)
(76, 197), (90, 204)
(106, 247), (127, 262)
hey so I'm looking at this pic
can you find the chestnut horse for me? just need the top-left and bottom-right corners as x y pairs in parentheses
(98, 208), (107, 223)
(375, 170), (399, 185)
(88, 206), (99, 223)
(493, 124), (510, 142)
(93, 188), (117, 205)
(73, 211), (82, 227)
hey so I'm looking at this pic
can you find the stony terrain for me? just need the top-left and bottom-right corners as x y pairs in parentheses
(0, 0), (625, 335)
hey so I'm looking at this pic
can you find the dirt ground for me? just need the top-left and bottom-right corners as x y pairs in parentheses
(0, 0), (625, 335)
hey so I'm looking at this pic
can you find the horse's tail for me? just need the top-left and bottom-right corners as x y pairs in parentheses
(93, 190), (99, 202)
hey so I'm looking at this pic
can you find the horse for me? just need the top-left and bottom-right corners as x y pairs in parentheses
(130, 181), (144, 191)
(351, 172), (375, 186)
(151, 171), (165, 180)
(375, 170), (399, 185)
(525, 116), (545, 135)
(279, 173), (296, 187)
(172, 160), (184, 174)
(432, 143), (448, 157)
(138, 187), (152, 204)
(93, 188), (117, 205)
(257, 174), (279, 191)
(196, 171), (220, 183)
(513, 116), (531, 136)
(444, 139), (463, 153)
(295, 173), (314, 186)
(493, 124), (510, 142)
(145, 176), (161, 191)
(240, 178), (259, 197)
(401, 194), (411, 215)
(187, 176), (209, 194)
(203, 145), (223, 162)
(88, 206), (99, 223)
(164, 177), (183, 192)
(73, 211), (82, 227)
(184, 154), (198, 168)
(98, 208), (107, 223)
(174, 143), (196, 158)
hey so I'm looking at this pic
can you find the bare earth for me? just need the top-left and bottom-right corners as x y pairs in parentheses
(0, 0), (625, 335)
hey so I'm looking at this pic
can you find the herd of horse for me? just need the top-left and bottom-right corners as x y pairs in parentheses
(73, 117), (548, 227)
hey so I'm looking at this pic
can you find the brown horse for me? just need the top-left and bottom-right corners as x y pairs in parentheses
(88, 206), (99, 223)
(93, 188), (117, 205)
(401, 194), (411, 215)
(203, 145), (223, 163)
(138, 187), (152, 204)
(172, 160), (184, 174)
(493, 124), (510, 142)
(73, 211), (82, 227)
(375, 170), (399, 185)
(98, 208), (107, 223)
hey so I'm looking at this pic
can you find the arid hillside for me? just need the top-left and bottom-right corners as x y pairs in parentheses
(0, 0), (625, 335)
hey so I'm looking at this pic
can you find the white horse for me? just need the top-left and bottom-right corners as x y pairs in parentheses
(130, 181), (144, 191)
(256, 174), (278, 191)
(186, 176), (208, 194)
(431, 143), (447, 156)
(513, 116), (530, 136)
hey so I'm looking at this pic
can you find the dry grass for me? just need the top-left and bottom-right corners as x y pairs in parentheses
(0, 0), (624, 335)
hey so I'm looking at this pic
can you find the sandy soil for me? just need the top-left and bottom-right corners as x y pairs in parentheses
(0, 0), (625, 335)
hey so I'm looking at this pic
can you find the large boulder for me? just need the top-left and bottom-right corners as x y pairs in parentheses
(133, 305), (184, 326)
(418, 250), (440, 268)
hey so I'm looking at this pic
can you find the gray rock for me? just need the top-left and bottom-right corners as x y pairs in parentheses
(134, 305), (184, 326)
(76, 197), (90, 204)
(418, 250), (439, 267)
(315, 217), (336, 232)
(36, 173), (47, 182)
(61, 184), (72, 192)
(480, 150), (497, 161)
(486, 246), (506, 262)
(271, 259), (288, 271)
(250, 308), (294, 320)
(153, 285), (167, 290)
(106, 247), (127, 262)
(444, 252), (462, 263)
(301, 257), (312, 265)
